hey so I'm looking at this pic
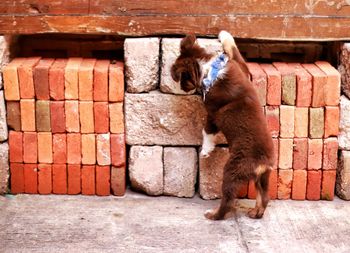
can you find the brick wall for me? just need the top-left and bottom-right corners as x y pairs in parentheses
(3, 57), (126, 196)
(124, 38), (341, 200)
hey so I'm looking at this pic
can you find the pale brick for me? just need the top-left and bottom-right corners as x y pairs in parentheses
(199, 147), (230, 200)
(280, 105), (294, 138)
(336, 150), (350, 200)
(322, 138), (338, 170)
(294, 107), (308, 138)
(124, 38), (160, 93)
(125, 92), (207, 145)
(339, 95), (350, 150)
(163, 147), (197, 198)
(161, 38), (222, 95)
(278, 169), (293, 199)
(0, 91), (8, 141)
(96, 133), (111, 166)
(278, 138), (293, 169)
(128, 146), (163, 196)
(308, 139), (323, 170)
(339, 43), (350, 98)
(0, 142), (9, 193)
(309, 107), (324, 139)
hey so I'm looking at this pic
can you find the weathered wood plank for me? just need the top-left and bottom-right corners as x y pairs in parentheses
(90, 0), (350, 16)
(0, 15), (349, 41)
(0, 0), (89, 14)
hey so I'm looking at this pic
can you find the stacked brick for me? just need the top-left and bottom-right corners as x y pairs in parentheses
(4, 57), (126, 196)
(124, 38), (341, 201)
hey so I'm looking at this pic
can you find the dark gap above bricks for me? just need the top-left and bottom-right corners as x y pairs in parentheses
(14, 34), (341, 66)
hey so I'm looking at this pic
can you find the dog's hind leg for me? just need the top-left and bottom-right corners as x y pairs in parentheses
(204, 158), (247, 220)
(248, 165), (271, 219)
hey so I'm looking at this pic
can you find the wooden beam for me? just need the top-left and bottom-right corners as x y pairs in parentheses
(0, 15), (349, 41)
(0, 0), (350, 40)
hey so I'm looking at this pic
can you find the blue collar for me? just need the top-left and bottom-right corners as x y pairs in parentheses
(202, 53), (228, 99)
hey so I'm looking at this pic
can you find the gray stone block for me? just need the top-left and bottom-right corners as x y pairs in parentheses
(124, 38), (160, 93)
(0, 142), (9, 193)
(0, 91), (8, 141)
(164, 147), (198, 197)
(339, 95), (350, 150)
(128, 145), (163, 196)
(338, 43), (350, 99)
(337, 150), (350, 200)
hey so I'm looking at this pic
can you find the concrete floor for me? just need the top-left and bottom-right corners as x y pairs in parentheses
(1, 191), (350, 253)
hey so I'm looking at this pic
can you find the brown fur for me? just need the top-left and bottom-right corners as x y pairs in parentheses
(171, 34), (274, 220)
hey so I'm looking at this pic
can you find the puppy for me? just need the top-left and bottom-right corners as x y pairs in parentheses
(171, 31), (274, 220)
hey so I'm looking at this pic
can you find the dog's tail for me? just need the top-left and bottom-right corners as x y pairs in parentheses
(219, 31), (250, 78)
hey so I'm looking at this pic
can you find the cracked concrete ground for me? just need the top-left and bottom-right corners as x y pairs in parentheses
(1, 190), (350, 253)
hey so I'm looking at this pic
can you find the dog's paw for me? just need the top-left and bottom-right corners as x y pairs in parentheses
(204, 209), (217, 220)
(247, 207), (265, 219)
(218, 31), (236, 47)
(200, 149), (212, 158)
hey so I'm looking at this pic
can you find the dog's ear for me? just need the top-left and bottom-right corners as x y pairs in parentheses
(171, 63), (181, 82)
(180, 34), (197, 54)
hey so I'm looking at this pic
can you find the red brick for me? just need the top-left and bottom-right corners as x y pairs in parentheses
(65, 57), (82, 100)
(94, 60), (110, 101)
(53, 134), (67, 164)
(20, 99), (36, 132)
(111, 134), (126, 167)
(321, 170), (336, 200)
(79, 101), (94, 133)
(65, 100), (80, 132)
(294, 107), (308, 138)
(247, 63), (267, 106)
(288, 63), (312, 107)
(94, 102), (109, 133)
(67, 133), (81, 164)
(247, 180), (256, 199)
(36, 100), (51, 132)
(293, 138), (308, 170)
(10, 163), (24, 194)
(67, 164), (81, 194)
(278, 169), (293, 199)
(82, 165), (95, 195)
(109, 62), (124, 102)
(96, 165), (110, 196)
(81, 134), (96, 165)
(34, 58), (55, 100)
(52, 164), (67, 194)
(272, 62), (296, 105)
(38, 132), (53, 164)
(3, 58), (25, 101)
(6, 101), (21, 131)
(9, 131), (23, 163)
(302, 64), (327, 107)
(268, 169), (278, 200)
(109, 103), (124, 134)
(79, 58), (96, 100)
(292, 170), (307, 200)
(265, 106), (279, 137)
(278, 138), (293, 169)
(97, 134), (111, 165)
(50, 101), (66, 133)
(323, 138), (338, 170)
(237, 182), (248, 198)
(280, 105), (294, 138)
(272, 138), (279, 169)
(49, 59), (67, 100)
(111, 166), (126, 196)
(38, 164), (52, 194)
(260, 64), (281, 105)
(324, 106), (340, 138)
(306, 170), (321, 200)
(309, 107), (324, 139)
(308, 139), (323, 170)
(18, 57), (41, 99)
(23, 132), (37, 163)
(315, 61), (341, 106)
(24, 163), (38, 194)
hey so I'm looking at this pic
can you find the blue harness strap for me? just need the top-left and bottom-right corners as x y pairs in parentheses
(202, 53), (228, 100)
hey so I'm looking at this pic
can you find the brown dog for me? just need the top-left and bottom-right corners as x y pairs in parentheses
(171, 31), (274, 220)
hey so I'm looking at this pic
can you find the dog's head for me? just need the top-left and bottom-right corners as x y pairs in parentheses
(171, 35), (212, 92)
